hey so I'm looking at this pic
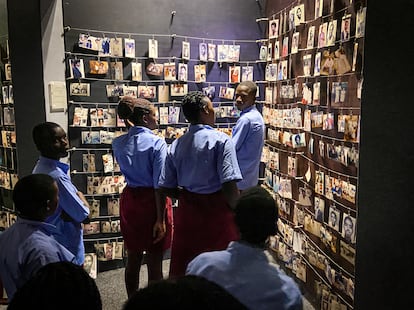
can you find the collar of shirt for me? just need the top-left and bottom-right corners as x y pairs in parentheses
(240, 105), (257, 116)
(128, 126), (154, 136)
(15, 217), (59, 236)
(188, 124), (213, 132)
(39, 155), (69, 174)
(228, 241), (268, 262)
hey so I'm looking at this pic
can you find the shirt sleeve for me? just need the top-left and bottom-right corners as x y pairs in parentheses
(153, 139), (167, 189)
(158, 144), (178, 189)
(218, 137), (242, 183)
(56, 174), (89, 223)
(232, 117), (250, 152)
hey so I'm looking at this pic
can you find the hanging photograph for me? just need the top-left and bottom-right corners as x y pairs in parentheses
(89, 60), (109, 75)
(70, 83), (90, 96)
(170, 83), (188, 96)
(326, 20), (337, 47)
(148, 39), (158, 58)
(177, 63), (188, 81)
(110, 61), (124, 80)
(83, 253), (97, 279)
(199, 43), (208, 62)
(131, 62), (142, 81)
(69, 59), (85, 79)
(207, 43), (216, 62)
(229, 66), (240, 83)
(194, 64), (206, 83)
(158, 85), (169, 103)
(241, 66), (253, 81)
(341, 16), (351, 42)
(110, 38), (123, 57)
(182, 41), (190, 60)
(307, 26), (315, 49)
(124, 38), (136, 58)
(269, 18), (279, 38)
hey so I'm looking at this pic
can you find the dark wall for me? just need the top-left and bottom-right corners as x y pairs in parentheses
(355, 0), (414, 309)
(7, 0), (46, 177)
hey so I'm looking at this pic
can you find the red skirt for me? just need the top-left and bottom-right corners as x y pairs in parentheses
(120, 186), (172, 252)
(169, 190), (239, 278)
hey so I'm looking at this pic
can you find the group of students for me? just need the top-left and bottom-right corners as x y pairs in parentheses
(0, 81), (303, 309)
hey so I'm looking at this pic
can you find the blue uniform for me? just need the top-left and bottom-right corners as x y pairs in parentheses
(232, 105), (264, 190)
(0, 218), (75, 300)
(187, 241), (303, 310)
(32, 156), (89, 264)
(112, 126), (167, 188)
(159, 124), (242, 193)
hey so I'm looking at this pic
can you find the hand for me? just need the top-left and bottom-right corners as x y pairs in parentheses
(152, 220), (166, 244)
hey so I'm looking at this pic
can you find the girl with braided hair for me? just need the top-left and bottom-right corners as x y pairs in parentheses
(112, 96), (172, 297)
(159, 91), (242, 278)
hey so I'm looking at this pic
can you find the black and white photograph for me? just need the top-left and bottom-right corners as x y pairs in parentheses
(72, 107), (88, 127)
(217, 44), (228, 62)
(318, 22), (327, 48)
(259, 45), (267, 61)
(228, 45), (240, 62)
(269, 18), (279, 38)
(292, 132), (306, 148)
(298, 187), (312, 207)
(294, 4), (304, 26)
(314, 0), (323, 19)
(83, 253), (97, 279)
(114, 242), (124, 260)
(342, 214), (356, 244)
(101, 221), (111, 233)
(83, 221), (100, 235)
(70, 83), (90, 96)
(328, 206), (340, 232)
(148, 38), (158, 58)
(341, 16), (351, 42)
(5, 63), (11, 81)
(131, 62), (142, 81)
(107, 198), (120, 216)
(356, 7), (366, 38)
(83, 153), (96, 172)
(199, 42), (208, 61)
(339, 240), (355, 265)
(2, 107), (15, 126)
(178, 63), (188, 81)
(326, 20), (337, 47)
(207, 43), (216, 62)
(314, 197), (325, 222)
(307, 26), (315, 49)
(182, 41), (190, 60)
(88, 199), (100, 219)
(291, 32), (299, 54)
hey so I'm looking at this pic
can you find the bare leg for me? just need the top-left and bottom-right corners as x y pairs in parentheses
(124, 250), (144, 297)
(145, 247), (164, 284)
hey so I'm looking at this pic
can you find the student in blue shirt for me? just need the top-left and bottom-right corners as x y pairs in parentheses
(187, 186), (303, 310)
(112, 96), (172, 297)
(32, 122), (90, 265)
(232, 81), (265, 191)
(0, 174), (76, 301)
(159, 91), (242, 278)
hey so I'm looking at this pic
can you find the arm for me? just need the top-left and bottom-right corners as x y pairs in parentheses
(56, 175), (89, 223)
(221, 181), (240, 210)
(152, 189), (166, 244)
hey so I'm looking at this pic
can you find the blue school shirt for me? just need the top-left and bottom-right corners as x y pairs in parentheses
(112, 126), (167, 188)
(232, 105), (265, 190)
(32, 156), (89, 264)
(0, 218), (75, 301)
(159, 124), (242, 194)
(186, 241), (303, 310)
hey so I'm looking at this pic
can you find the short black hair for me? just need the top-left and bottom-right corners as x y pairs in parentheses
(123, 275), (247, 309)
(13, 174), (56, 217)
(117, 96), (152, 125)
(32, 122), (61, 152)
(181, 91), (209, 123)
(235, 186), (278, 244)
(8, 262), (102, 310)
(237, 81), (257, 96)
